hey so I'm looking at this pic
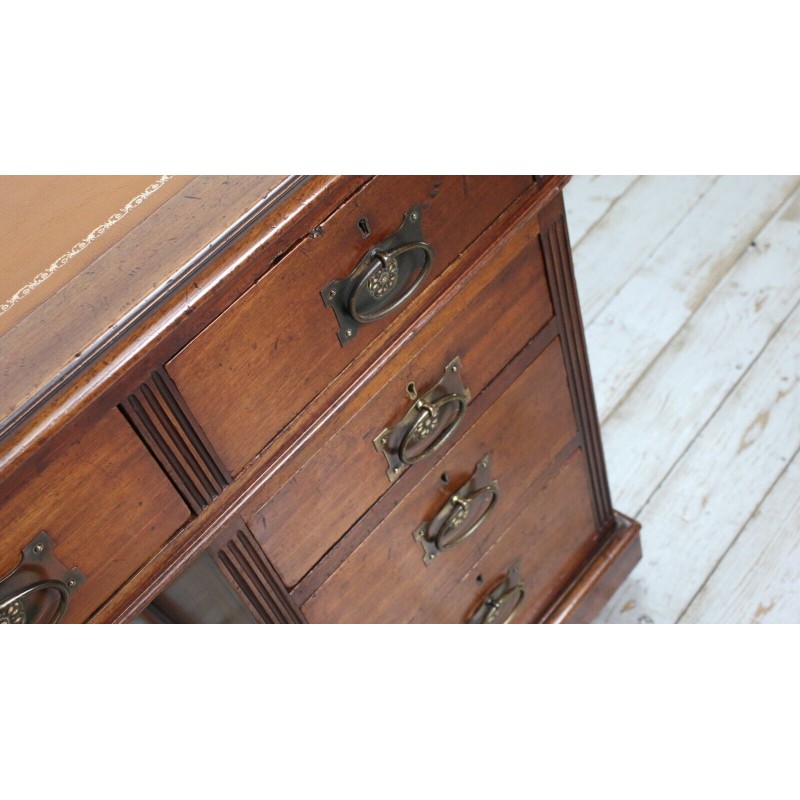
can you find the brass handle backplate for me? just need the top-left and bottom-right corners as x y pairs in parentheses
(413, 455), (499, 565)
(374, 357), (471, 482)
(468, 566), (525, 624)
(0, 532), (85, 625)
(321, 205), (433, 345)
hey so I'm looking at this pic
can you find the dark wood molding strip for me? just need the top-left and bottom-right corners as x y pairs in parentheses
(210, 527), (306, 624)
(555, 215), (614, 525)
(151, 369), (231, 490)
(539, 198), (614, 531)
(120, 369), (232, 515)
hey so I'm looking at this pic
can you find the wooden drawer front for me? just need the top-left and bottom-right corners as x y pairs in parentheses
(412, 448), (598, 624)
(167, 176), (533, 476)
(301, 339), (577, 623)
(245, 205), (553, 587)
(0, 410), (191, 622)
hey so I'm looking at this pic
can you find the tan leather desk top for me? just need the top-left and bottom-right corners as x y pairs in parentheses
(0, 176), (194, 336)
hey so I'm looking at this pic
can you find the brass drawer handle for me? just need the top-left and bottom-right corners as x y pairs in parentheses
(414, 456), (499, 565)
(0, 532), (84, 625)
(349, 241), (433, 324)
(322, 205), (433, 345)
(398, 392), (468, 466)
(468, 570), (525, 624)
(375, 357), (471, 481)
(0, 580), (70, 624)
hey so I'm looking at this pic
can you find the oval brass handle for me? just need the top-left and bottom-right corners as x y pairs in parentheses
(398, 391), (469, 466)
(374, 357), (470, 481)
(0, 579), (71, 624)
(321, 205), (433, 346)
(482, 584), (525, 624)
(413, 455), (499, 565)
(468, 571), (525, 624)
(348, 241), (433, 324)
(436, 484), (499, 551)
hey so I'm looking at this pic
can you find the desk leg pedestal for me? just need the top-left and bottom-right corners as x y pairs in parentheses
(540, 513), (642, 624)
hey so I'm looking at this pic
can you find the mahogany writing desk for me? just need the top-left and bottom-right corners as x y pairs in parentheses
(0, 176), (640, 623)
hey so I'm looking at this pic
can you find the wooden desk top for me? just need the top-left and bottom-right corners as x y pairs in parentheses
(0, 175), (293, 455)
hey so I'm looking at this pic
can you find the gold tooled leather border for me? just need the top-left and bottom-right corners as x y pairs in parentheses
(0, 175), (173, 318)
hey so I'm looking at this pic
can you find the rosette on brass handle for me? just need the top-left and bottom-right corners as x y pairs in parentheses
(322, 205), (433, 345)
(0, 532), (85, 624)
(348, 241), (433, 324)
(374, 357), (471, 482)
(397, 392), (469, 466)
(468, 567), (525, 624)
(413, 455), (499, 565)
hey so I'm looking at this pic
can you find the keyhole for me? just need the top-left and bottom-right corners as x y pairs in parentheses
(440, 472), (450, 485)
(358, 217), (371, 238)
(406, 382), (418, 400)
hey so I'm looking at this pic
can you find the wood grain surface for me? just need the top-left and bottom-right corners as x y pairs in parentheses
(600, 182), (800, 519)
(89, 179), (569, 623)
(564, 176), (800, 623)
(572, 175), (715, 326)
(0, 409), (190, 622)
(680, 451), (800, 623)
(562, 175), (638, 246)
(541, 512), (642, 623)
(602, 298), (800, 622)
(246, 200), (552, 586)
(411, 448), (597, 623)
(302, 339), (577, 622)
(585, 175), (800, 422)
(0, 176), (638, 625)
(167, 176), (532, 475)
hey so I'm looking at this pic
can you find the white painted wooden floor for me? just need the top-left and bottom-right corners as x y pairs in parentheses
(564, 175), (800, 624)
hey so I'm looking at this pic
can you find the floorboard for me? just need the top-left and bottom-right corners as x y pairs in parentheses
(563, 175), (800, 624)
(598, 298), (800, 623)
(597, 183), (800, 517)
(570, 175), (715, 325)
(563, 175), (639, 246)
(680, 447), (800, 623)
(585, 176), (800, 422)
